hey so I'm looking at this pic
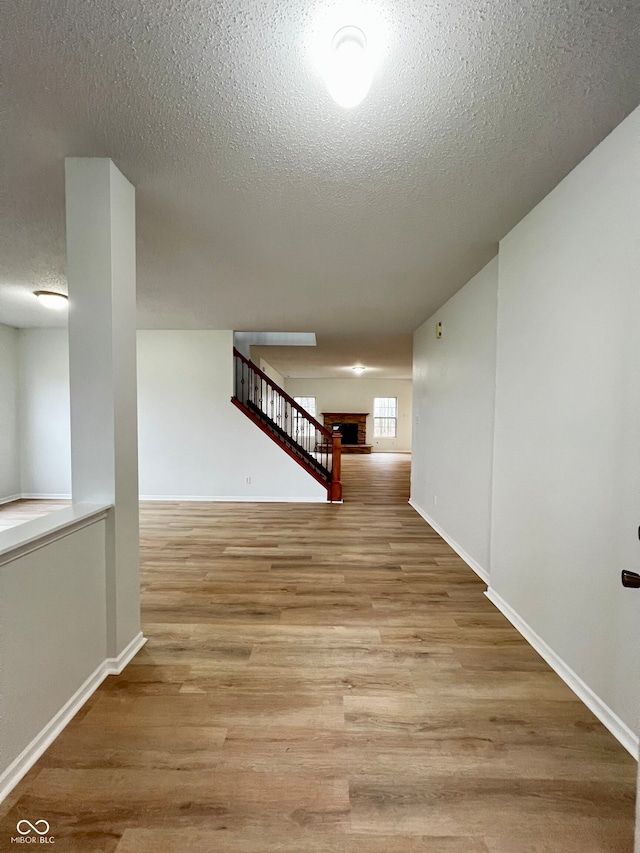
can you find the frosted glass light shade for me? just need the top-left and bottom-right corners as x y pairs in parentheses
(326, 26), (372, 108)
(34, 290), (68, 309)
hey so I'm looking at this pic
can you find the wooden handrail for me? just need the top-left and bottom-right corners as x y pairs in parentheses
(233, 347), (332, 440)
(230, 398), (332, 491)
(232, 348), (342, 501)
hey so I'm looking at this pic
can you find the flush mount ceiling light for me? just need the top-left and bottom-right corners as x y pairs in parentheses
(325, 26), (372, 108)
(34, 290), (68, 310)
(352, 365), (366, 374)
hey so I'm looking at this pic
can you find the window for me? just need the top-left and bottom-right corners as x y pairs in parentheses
(293, 396), (316, 417)
(293, 396), (316, 437)
(373, 397), (397, 438)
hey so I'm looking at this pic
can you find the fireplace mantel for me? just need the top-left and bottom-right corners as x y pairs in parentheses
(321, 412), (372, 454)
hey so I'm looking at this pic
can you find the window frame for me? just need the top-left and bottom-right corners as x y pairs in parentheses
(373, 397), (398, 439)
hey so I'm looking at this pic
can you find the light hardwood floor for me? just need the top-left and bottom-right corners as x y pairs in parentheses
(0, 455), (636, 851)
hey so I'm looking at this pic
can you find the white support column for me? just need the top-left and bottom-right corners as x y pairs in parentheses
(65, 158), (142, 660)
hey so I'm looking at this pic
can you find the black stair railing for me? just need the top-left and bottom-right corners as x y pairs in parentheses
(232, 348), (342, 501)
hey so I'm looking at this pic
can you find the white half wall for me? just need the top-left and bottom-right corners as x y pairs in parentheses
(284, 378), (412, 452)
(490, 108), (640, 740)
(18, 328), (72, 498)
(410, 258), (498, 581)
(0, 324), (21, 501)
(137, 330), (326, 500)
(0, 510), (107, 796)
(0, 505), (145, 800)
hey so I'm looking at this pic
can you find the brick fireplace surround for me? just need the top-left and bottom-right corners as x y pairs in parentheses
(321, 412), (372, 455)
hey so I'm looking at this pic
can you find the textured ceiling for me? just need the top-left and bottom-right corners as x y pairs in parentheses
(252, 334), (413, 380)
(1, 0), (639, 376)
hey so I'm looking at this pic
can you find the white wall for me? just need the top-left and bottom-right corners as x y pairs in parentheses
(137, 331), (326, 500)
(411, 258), (498, 580)
(409, 107), (640, 751)
(14, 330), (325, 501)
(284, 378), (412, 452)
(258, 357), (285, 389)
(490, 108), (640, 741)
(0, 324), (21, 501)
(19, 329), (72, 497)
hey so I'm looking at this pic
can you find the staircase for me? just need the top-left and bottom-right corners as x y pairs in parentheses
(231, 348), (342, 501)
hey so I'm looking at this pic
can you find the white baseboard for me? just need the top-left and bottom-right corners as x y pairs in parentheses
(408, 498), (490, 584)
(0, 663), (108, 803)
(405, 497), (638, 758)
(138, 495), (326, 503)
(19, 493), (72, 500)
(106, 631), (147, 675)
(485, 588), (638, 759)
(0, 631), (147, 803)
(0, 494), (22, 506)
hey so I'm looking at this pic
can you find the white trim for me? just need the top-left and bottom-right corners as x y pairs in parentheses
(485, 587), (639, 759)
(138, 495), (327, 503)
(408, 498), (490, 584)
(106, 631), (147, 675)
(0, 631), (147, 803)
(19, 493), (72, 500)
(0, 662), (107, 802)
(0, 494), (22, 505)
(406, 497), (638, 759)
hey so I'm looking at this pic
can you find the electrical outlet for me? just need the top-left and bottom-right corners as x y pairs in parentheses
(433, 495), (437, 506)
(244, 476), (251, 485)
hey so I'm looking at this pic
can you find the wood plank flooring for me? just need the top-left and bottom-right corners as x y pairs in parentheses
(0, 455), (636, 851)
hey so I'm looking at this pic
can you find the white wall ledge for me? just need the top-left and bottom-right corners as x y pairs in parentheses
(0, 503), (111, 566)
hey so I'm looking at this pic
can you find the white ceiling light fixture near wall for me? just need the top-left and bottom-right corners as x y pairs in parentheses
(33, 290), (68, 310)
(325, 26), (372, 108)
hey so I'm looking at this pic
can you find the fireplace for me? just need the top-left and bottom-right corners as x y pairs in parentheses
(322, 412), (372, 454)
(332, 423), (358, 445)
